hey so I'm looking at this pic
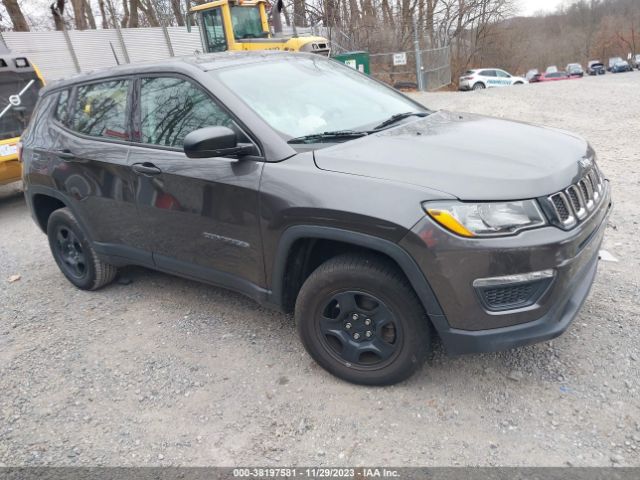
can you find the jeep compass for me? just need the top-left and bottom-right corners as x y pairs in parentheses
(20, 52), (612, 385)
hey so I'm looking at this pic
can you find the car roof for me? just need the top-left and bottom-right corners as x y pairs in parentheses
(41, 51), (314, 94)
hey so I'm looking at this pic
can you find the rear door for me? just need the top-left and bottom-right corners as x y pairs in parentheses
(479, 70), (497, 87)
(53, 78), (150, 264)
(127, 74), (265, 292)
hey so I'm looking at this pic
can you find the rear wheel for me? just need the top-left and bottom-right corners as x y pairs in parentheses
(47, 208), (117, 290)
(295, 254), (430, 385)
(472, 82), (486, 90)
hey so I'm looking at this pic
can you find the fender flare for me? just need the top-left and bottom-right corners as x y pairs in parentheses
(269, 225), (445, 317)
(26, 185), (84, 233)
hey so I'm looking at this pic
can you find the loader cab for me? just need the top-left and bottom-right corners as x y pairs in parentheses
(195, 0), (270, 53)
(192, 0), (331, 56)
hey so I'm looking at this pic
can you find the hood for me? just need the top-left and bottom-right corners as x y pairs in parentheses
(313, 111), (590, 201)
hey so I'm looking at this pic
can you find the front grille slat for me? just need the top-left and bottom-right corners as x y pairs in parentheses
(545, 164), (605, 230)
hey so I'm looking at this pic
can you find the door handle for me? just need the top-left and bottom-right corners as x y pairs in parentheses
(132, 162), (162, 176)
(56, 149), (75, 161)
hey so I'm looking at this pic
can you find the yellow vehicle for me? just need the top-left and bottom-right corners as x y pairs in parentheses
(191, 0), (330, 56)
(0, 51), (44, 186)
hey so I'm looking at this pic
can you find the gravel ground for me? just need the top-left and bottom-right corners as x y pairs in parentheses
(1, 72), (639, 467)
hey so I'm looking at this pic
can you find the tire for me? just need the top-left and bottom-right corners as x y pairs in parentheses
(472, 82), (486, 90)
(514, 81), (524, 85)
(47, 208), (117, 290)
(295, 254), (430, 385)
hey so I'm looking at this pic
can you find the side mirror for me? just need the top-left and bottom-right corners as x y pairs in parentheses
(183, 126), (254, 159)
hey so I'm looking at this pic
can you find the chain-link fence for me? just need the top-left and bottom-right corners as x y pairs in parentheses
(368, 45), (451, 91)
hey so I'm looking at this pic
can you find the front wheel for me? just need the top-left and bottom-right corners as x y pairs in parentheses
(295, 254), (430, 385)
(47, 208), (117, 290)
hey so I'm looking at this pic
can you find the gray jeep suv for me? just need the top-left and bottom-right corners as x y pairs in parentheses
(20, 52), (611, 385)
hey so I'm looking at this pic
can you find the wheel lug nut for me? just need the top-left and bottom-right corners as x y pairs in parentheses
(353, 333), (360, 340)
(365, 331), (372, 338)
(352, 314), (359, 320)
(364, 319), (371, 326)
(345, 322), (352, 330)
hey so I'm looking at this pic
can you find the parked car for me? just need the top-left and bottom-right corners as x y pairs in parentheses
(458, 68), (527, 91)
(525, 69), (539, 81)
(632, 54), (640, 70)
(20, 52), (611, 385)
(528, 73), (542, 83)
(566, 63), (584, 77)
(546, 65), (558, 74)
(587, 61), (606, 75)
(534, 71), (574, 82)
(610, 59), (632, 73)
(608, 57), (625, 71)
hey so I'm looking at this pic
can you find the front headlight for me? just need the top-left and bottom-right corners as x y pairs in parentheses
(424, 200), (547, 237)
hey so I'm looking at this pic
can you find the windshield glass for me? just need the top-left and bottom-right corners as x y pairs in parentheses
(215, 57), (425, 138)
(231, 6), (268, 39)
(0, 67), (43, 141)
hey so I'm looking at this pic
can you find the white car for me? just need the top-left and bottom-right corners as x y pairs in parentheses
(459, 68), (528, 91)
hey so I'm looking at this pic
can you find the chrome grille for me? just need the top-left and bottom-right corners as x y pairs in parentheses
(544, 165), (605, 230)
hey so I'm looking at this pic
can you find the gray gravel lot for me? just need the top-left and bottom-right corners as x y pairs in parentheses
(1, 72), (639, 467)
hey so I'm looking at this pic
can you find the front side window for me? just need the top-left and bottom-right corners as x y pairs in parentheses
(215, 57), (424, 139)
(496, 70), (510, 78)
(139, 76), (234, 148)
(201, 8), (227, 53)
(71, 80), (129, 139)
(230, 6), (267, 39)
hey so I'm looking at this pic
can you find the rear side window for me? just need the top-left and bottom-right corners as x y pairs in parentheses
(480, 70), (496, 77)
(54, 89), (70, 124)
(139, 76), (233, 148)
(71, 79), (130, 140)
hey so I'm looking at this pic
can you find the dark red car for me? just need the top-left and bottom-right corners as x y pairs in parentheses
(531, 71), (577, 83)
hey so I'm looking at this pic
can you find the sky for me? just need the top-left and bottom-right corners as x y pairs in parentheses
(519, 0), (577, 16)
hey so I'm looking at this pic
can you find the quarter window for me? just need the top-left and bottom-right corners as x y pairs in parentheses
(71, 80), (130, 140)
(139, 77), (234, 148)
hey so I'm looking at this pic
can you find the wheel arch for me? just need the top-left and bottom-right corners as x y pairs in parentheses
(27, 186), (91, 237)
(269, 226), (445, 318)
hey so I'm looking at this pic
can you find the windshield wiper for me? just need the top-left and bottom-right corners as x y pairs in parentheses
(373, 111), (429, 130)
(287, 130), (370, 144)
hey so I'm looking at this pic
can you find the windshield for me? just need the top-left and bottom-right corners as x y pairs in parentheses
(231, 6), (268, 39)
(0, 68), (43, 141)
(215, 57), (425, 138)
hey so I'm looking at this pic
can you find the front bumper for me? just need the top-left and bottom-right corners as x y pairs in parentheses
(400, 183), (611, 355)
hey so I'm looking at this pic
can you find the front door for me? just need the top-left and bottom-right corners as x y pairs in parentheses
(127, 75), (265, 293)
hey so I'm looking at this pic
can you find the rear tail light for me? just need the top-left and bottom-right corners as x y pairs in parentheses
(462, 76), (473, 80)
(17, 142), (23, 163)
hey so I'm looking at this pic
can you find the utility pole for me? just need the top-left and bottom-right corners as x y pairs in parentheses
(413, 15), (425, 91)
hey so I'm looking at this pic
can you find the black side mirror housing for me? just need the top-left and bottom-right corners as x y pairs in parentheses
(183, 126), (254, 159)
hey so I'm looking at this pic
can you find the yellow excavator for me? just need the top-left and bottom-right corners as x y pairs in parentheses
(190, 0), (330, 56)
